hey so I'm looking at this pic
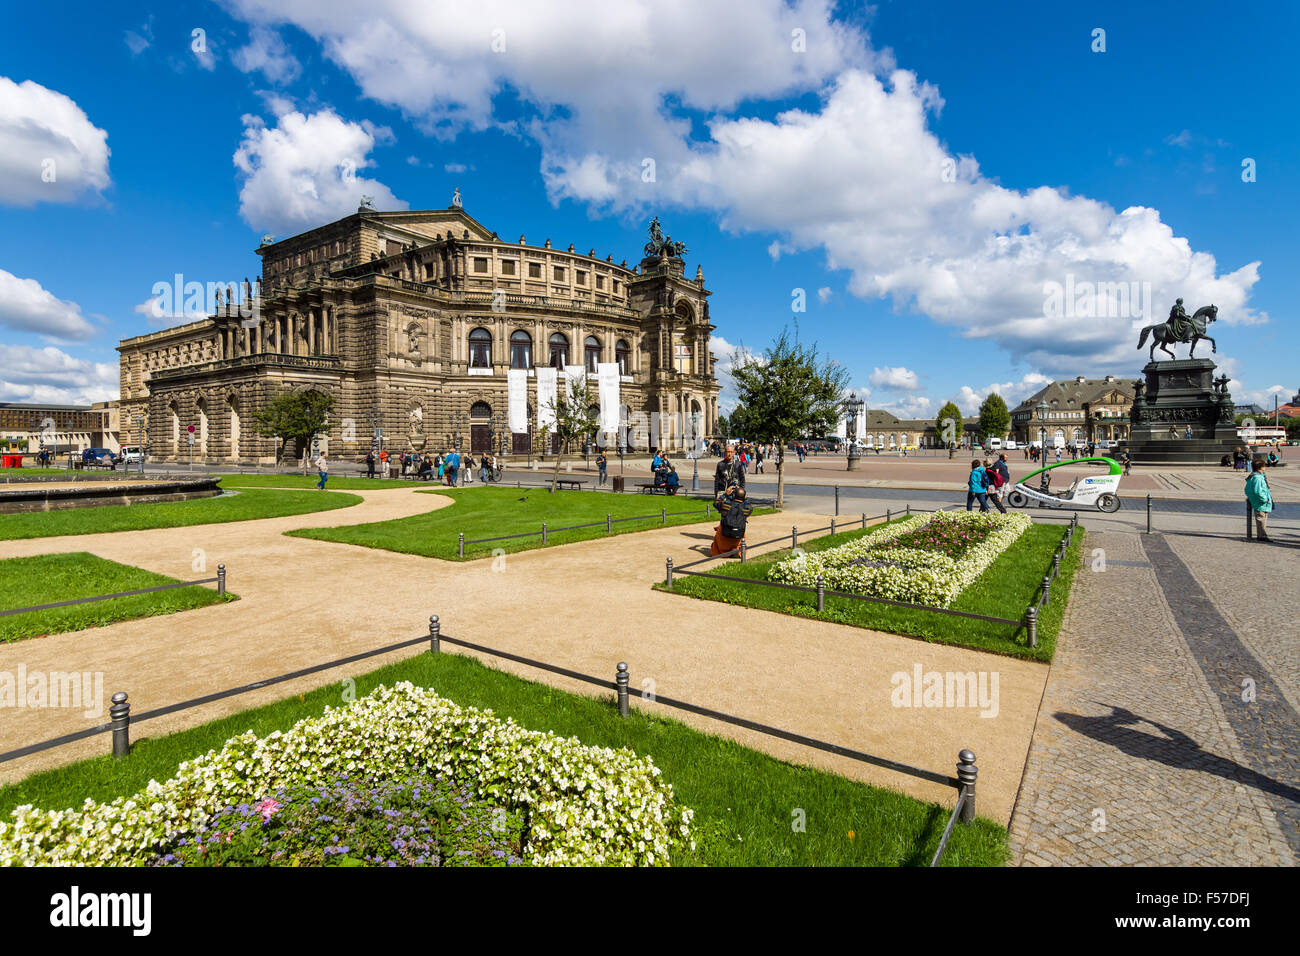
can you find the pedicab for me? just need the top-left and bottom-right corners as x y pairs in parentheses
(1005, 456), (1124, 513)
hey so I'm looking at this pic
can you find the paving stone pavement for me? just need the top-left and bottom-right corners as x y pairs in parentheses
(1008, 528), (1298, 866)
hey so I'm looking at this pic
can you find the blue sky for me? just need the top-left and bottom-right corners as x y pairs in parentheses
(1, 0), (1295, 418)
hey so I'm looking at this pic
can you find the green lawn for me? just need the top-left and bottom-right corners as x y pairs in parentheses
(216, 472), (424, 491)
(0, 650), (1006, 866)
(0, 487), (362, 540)
(658, 520), (1082, 662)
(0, 552), (235, 643)
(287, 485), (745, 560)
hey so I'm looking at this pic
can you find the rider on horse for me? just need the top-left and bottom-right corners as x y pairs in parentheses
(1167, 298), (1192, 340)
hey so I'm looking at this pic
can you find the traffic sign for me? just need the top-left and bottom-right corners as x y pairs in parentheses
(187, 424), (195, 434)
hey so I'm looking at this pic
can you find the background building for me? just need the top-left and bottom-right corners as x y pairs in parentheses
(0, 402), (119, 456)
(1010, 375), (1135, 446)
(118, 202), (719, 464)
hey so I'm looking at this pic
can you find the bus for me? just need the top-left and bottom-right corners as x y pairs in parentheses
(1237, 424), (1286, 445)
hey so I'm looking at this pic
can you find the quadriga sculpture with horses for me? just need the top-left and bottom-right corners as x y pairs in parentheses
(1137, 299), (1218, 361)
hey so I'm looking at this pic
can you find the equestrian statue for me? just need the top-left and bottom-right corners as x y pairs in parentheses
(1137, 298), (1218, 361)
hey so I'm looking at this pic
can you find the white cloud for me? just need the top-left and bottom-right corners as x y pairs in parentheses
(0, 344), (118, 404)
(233, 108), (407, 234)
(0, 76), (111, 206)
(709, 334), (761, 411)
(0, 270), (97, 341)
(233, 26), (302, 84)
(868, 365), (920, 390)
(218, 1), (1265, 375)
(124, 20), (153, 56)
(817, 286), (832, 304)
(877, 395), (932, 419)
(444, 162), (468, 173)
(951, 373), (1054, 416)
(134, 295), (203, 329)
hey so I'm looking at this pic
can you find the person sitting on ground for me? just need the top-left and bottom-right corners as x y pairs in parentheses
(1266, 449), (1281, 466)
(1221, 453), (1232, 467)
(710, 484), (753, 556)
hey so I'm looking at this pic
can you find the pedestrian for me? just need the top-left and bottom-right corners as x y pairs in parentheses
(1185, 425), (1192, 440)
(480, 454), (490, 484)
(365, 449), (375, 478)
(1122, 450), (1132, 476)
(754, 445), (764, 474)
(597, 449), (608, 485)
(1054, 445), (1062, 463)
(1245, 457), (1273, 542)
(714, 443), (746, 496)
(966, 459), (990, 512)
(983, 458), (1008, 513)
(315, 452), (329, 490)
(651, 450), (662, 472)
(1233, 446), (1247, 470)
(463, 452), (475, 484)
(446, 448), (460, 487)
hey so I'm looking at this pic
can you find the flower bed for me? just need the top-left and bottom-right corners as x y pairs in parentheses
(767, 511), (1031, 607)
(0, 682), (694, 867)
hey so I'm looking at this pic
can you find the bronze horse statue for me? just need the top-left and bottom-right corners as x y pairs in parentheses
(1137, 304), (1217, 361)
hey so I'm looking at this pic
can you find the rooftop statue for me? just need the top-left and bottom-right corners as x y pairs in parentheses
(1137, 300), (1218, 361)
(644, 216), (687, 258)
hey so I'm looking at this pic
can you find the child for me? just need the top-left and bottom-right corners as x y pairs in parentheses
(967, 459), (989, 512)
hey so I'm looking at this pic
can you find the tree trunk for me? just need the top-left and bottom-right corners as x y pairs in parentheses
(776, 450), (785, 508)
(550, 441), (563, 493)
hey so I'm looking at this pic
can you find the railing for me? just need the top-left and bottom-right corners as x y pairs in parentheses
(458, 504), (716, 556)
(149, 353), (341, 381)
(0, 565), (228, 619)
(666, 509), (1082, 649)
(0, 615), (983, 865)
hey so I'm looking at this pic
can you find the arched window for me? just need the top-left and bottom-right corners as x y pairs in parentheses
(470, 401), (492, 420)
(510, 330), (532, 370)
(615, 339), (631, 375)
(585, 335), (601, 373)
(468, 327), (492, 369)
(548, 332), (569, 368)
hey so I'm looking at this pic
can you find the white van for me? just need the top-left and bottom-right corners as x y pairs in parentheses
(120, 446), (144, 464)
(988, 438), (1002, 451)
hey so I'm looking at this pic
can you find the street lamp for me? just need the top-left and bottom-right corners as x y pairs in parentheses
(843, 397), (865, 471)
(1036, 400), (1049, 461)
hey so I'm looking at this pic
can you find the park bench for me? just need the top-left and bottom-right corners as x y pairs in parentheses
(556, 478), (587, 491)
(636, 482), (678, 495)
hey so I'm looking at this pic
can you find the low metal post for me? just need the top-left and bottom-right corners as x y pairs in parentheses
(862, 512), (866, 529)
(835, 484), (840, 516)
(662, 507), (667, 525)
(1145, 494), (1152, 534)
(1246, 502), (1254, 540)
(1053, 553), (1061, 577)
(542, 522), (547, 545)
(665, 556), (673, 587)
(791, 525), (798, 549)
(458, 533), (464, 558)
(110, 691), (130, 758)
(1041, 575), (1051, 606)
(886, 508), (892, 524)
(1025, 607), (1038, 648)
(216, 563), (226, 596)
(606, 513), (612, 534)
(816, 575), (825, 612)
(739, 539), (747, 563)
(957, 750), (978, 822)
(616, 662), (629, 717)
(906, 503), (911, 517)
(830, 517), (836, 536)
(429, 615), (440, 654)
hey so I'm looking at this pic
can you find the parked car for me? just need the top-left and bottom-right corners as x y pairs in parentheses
(81, 448), (119, 469)
(120, 446), (144, 464)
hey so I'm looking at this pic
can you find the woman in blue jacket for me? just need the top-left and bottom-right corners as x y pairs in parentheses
(967, 459), (990, 512)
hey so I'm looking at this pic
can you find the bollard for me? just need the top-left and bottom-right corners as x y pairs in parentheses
(1053, 553), (1061, 577)
(458, 533), (464, 558)
(816, 575), (825, 612)
(906, 503), (911, 517)
(957, 750), (978, 822)
(542, 522), (547, 545)
(862, 512), (866, 529)
(1042, 575), (1051, 605)
(830, 517), (836, 536)
(1246, 502), (1254, 540)
(606, 513), (612, 534)
(216, 563), (226, 596)
(1025, 607), (1038, 648)
(739, 539), (747, 563)
(662, 507), (667, 526)
(835, 484), (840, 516)
(429, 615), (441, 654)
(616, 662), (630, 717)
(665, 556), (673, 587)
(1145, 494), (1152, 534)
(110, 691), (131, 758)
(791, 525), (798, 549)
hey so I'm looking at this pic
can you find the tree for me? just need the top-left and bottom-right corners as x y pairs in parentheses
(978, 393), (1010, 443)
(730, 329), (850, 506)
(253, 390), (335, 473)
(935, 401), (964, 446)
(540, 380), (598, 493)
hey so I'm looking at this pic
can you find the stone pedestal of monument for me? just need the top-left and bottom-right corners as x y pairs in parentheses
(1116, 359), (1238, 465)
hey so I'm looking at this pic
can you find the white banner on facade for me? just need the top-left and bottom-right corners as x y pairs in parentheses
(536, 367), (557, 432)
(597, 363), (620, 432)
(507, 368), (528, 434)
(563, 365), (586, 400)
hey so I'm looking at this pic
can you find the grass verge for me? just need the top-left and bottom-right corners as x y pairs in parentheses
(657, 519), (1083, 661)
(287, 485), (762, 560)
(0, 488), (362, 541)
(0, 552), (234, 643)
(0, 650), (1006, 866)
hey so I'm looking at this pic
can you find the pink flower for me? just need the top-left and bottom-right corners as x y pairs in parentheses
(255, 797), (281, 821)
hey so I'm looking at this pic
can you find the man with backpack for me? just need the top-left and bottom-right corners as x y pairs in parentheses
(711, 483), (753, 555)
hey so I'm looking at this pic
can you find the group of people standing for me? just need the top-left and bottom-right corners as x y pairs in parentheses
(359, 448), (500, 485)
(967, 454), (1012, 513)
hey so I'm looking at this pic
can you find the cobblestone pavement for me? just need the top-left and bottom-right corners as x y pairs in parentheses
(1008, 527), (1298, 865)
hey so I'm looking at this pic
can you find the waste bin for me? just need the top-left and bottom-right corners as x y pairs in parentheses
(612, 475), (625, 493)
